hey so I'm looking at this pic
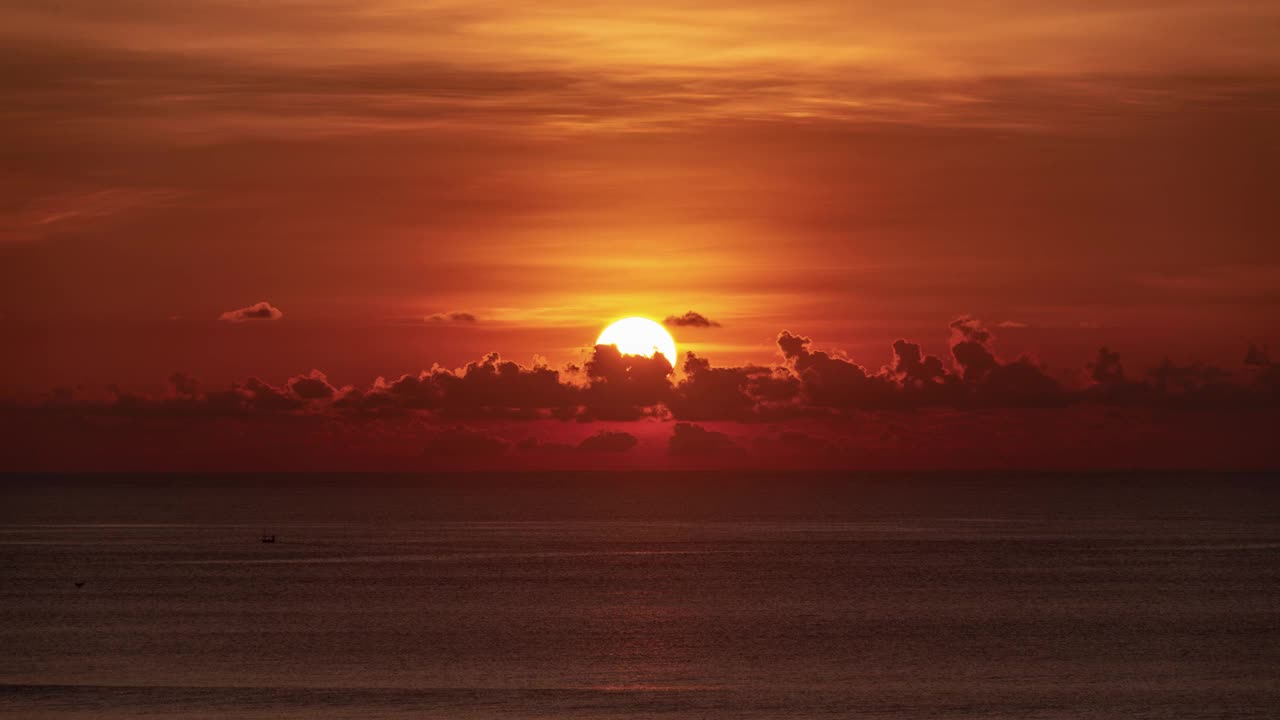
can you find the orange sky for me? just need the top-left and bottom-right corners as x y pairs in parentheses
(2, 0), (1279, 391)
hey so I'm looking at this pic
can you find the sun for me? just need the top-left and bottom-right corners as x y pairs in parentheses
(597, 317), (677, 364)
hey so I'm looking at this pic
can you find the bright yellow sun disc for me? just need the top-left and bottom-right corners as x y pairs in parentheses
(597, 317), (677, 364)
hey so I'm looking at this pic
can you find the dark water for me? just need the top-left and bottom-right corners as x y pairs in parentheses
(2, 473), (1278, 718)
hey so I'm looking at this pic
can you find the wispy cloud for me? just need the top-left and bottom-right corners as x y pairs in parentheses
(0, 187), (183, 244)
(4, 2), (1278, 142)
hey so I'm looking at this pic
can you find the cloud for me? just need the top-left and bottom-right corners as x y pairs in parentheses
(887, 340), (947, 387)
(286, 369), (337, 401)
(775, 430), (833, 453)
(516, 436), (574, 453)
(423, 426), (509, 458)
(1145, 359), (1242, 408)
(1245, 344), (1271, 367)
(777, 330), (898, 410)
(668, 352), (797, 420)
(427, 311), (478, 324)
(1078, 346), (1149, 404)
(166, 372), (200, 400)
(668, 422), (743, 456)
(944, 316), (1065, 407)
(1247, 352), (1280, 402)
(0, 186), (185, 244)
(576, 430), (639, 453)
(219, 301), (283, 323)
(9, 317), (1280, 426)
(105, 373), (303, 416)
(4, 13), (1275, 147)
(230, 377), (303, 412)
(948, 315), (996, 381)
(575, 344), (674, 420)
(1088, 347), (1125, 384)
(338, 352), (573, 419)
(663, 311), (721, 328)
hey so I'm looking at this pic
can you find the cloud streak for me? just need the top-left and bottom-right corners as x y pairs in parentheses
(5, 15), (1279, 146)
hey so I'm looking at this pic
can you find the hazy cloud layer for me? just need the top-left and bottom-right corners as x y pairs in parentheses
(5, 2), (1279, 141)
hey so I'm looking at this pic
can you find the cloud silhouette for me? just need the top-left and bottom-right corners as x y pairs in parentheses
(427, 311), (478, 324)
(947, 317), (1065, 407)
(778, 330), (898, 410)
(287, 369), (337, 400)
(576, 430), (639, 452)
(219, 301), (283, 322)
(337, 352), (572, 418)
(775, 430), (833, 452)
(887, 339), (952, 399)
(668, 422), (743, 456)
(669, 352), (797, 420)
(576, 344), (674, 420)
(515, 436), (575, 453)
(8, 318), (1280, 426)
(232, 377), (303, 412)
(423, 426), (509, 458)
(1245, 344), (1271, 366)
(664, 311), (721, 328)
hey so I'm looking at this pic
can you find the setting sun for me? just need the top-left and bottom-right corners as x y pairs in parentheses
(597, 317), (677, 364)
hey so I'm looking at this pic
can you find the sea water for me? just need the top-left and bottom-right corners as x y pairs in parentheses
(2, 473), (1277, 718)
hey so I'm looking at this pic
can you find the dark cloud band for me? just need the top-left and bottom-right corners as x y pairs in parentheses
(11, 317), (1279, 421)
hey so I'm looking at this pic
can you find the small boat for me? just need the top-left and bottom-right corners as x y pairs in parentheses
(74, 581), (85, 588)
(260, 532), (277, 544)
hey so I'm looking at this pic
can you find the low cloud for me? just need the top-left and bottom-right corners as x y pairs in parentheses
(9, 317), (1280, 424)
(775, 430), (833, 452)
(669, 352), (797, 421)
(1245, 344), (1271, 366)
(574, 344), (674, 421)
(423, 426), (509, 458)
(286, 369), (337, 401)
(668, 422), (743, 456)
(576, 430), (639, 453)
(219, 301), (283, 323)
(336, 352), (573, 419)
(664, 311), (721, 328)
(427, 311), (478, 324)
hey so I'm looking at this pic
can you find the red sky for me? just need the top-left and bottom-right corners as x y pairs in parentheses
(1, 1), (1278, 470)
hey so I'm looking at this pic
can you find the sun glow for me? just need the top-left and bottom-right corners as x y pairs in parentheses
(597, 317), (677, 364)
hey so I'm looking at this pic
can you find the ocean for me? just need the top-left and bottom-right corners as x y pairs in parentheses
(2, 473), (1277, 718)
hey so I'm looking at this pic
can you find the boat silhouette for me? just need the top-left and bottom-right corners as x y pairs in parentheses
(260, 532), (277, 544)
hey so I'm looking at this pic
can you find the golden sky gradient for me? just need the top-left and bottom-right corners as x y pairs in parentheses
(2, 0), (1278, 390)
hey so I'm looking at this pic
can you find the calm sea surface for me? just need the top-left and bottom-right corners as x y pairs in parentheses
(2, 473), (1277, 718)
